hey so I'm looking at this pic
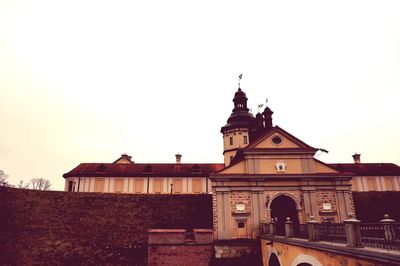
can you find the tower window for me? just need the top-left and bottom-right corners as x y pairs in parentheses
(243, 136), (248, 144)
(229, 137), (233, 145)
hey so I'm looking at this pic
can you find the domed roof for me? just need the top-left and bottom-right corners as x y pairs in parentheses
(262, 106), (273, 116)
(234, 88), (246, 98)
(221, 88), (255, 133)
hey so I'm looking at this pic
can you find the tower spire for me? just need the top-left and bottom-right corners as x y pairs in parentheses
(238, 73), (242, 88)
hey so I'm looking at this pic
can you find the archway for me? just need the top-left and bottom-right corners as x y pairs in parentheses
(268, 253), (280, 266)
(291, 254), (322, 266)
(270, 195), (299, 236)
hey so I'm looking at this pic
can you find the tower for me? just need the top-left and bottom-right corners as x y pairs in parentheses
(220, 88), (255, 166)
(262, 105), (274, 130)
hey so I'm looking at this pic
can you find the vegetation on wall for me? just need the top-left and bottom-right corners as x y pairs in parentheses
(352, 192), (400, 222)
(0, 187), (212, 265)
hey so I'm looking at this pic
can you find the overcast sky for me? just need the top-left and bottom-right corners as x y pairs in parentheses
(1, 0), (399, 190)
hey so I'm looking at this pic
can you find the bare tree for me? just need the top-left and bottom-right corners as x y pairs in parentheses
(30, 178), (51, 190)
(0, 170), (10, 187)
(17, 180), (30, 189)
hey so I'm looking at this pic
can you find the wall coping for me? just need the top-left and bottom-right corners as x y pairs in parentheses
(148, 229), (186, 233)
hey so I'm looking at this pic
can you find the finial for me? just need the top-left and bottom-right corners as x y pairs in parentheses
(257, 103), (264, 113)
(238, 73), (243, 88)
(266, 98), (269, 106)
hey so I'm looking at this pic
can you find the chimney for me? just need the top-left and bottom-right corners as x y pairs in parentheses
(352, 153), (361, 164)
(175, 153), (182, 164)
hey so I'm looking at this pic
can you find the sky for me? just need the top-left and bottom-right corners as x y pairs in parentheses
(0, 0), (399, 191)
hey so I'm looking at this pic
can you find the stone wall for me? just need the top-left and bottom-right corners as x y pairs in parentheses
(0, 187), (212, 265)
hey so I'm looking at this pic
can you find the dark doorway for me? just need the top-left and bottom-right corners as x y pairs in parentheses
(270, 195), (299, 236)
(268, 253), (280, 266)
(297, 263), (312, 266)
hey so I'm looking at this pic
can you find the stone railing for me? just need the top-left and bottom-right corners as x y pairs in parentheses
(261, 214), (400, 251)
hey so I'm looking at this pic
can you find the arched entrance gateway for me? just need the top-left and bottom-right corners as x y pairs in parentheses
(270, 195), (300, 236)
(268, 253), (280, 266)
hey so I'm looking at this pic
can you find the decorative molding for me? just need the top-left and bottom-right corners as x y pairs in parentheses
(275, 161), (287, 173)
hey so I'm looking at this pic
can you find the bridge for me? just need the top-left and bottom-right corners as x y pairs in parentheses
(260, 214), (400, 266)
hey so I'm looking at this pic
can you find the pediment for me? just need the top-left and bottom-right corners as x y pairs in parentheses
(246, 126), (316, 151)
(213, 126), (342, 177)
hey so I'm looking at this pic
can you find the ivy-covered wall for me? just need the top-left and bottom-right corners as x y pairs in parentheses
(2, 187), (399, 265)
(0, 187), (212, 265)
(353, 192), (400, 222)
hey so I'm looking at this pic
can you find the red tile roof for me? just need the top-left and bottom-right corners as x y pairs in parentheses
(63, 163), (225, 178)
(329, 163), (400, 176)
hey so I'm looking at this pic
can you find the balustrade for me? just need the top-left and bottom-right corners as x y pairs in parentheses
(260, 214), (400, 251)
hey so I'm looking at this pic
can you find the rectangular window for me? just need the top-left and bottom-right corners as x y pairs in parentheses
(68, 180), (74, 192)
(238, 222), (245, 228)
(173, 178), (182, 193)
(115, 179), (124, 193)
(95, 178), (105, 193)
(243, 135), (248, 145)
(192, 178), (202, 193)
(385, 177), (395, 191)
(229, 137), (233, 145)
(134, 178), (144, 193)
(154, 179), (163, 193)
(367, 177), (376, 191)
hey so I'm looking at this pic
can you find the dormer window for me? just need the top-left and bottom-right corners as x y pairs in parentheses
(96, 164), (107, 173)
(190, 165), (202, 174)
(143, 164), (154, 174)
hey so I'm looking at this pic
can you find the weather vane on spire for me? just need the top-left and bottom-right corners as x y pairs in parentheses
(238, 73), (243, 88)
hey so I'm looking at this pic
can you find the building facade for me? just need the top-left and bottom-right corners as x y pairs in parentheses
(330, 153), (400, 192)
(63, 154), (224, 194)
(62, 84), (400, 203)
(211, 88), (357, 246)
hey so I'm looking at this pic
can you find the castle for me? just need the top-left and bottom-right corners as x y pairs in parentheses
(63, 84), (400, 250)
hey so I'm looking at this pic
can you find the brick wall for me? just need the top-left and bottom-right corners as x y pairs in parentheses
(212, 191), (218, 238)
(148, 229), (213, 266)
(0, 187), (212, 265)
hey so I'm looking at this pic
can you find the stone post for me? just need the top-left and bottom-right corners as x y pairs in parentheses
(344, 213), (363, 248)
(307, 216), (319, 242)
(261, 221), (269, 235)
(284, 217), (294, 238)
(380, 214), (396, 241)
(270, 218), (276, 236)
